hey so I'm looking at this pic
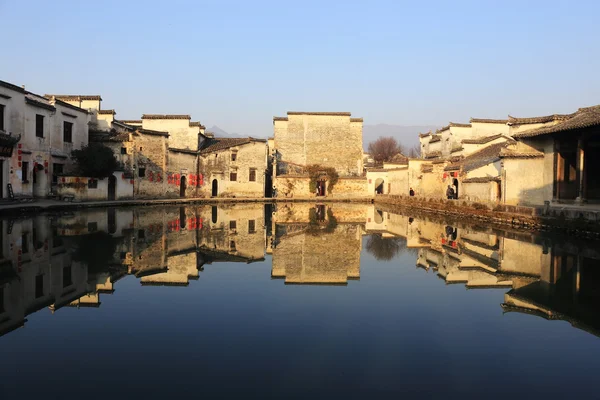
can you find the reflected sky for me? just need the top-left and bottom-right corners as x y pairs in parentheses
(0, 203), (599, 399)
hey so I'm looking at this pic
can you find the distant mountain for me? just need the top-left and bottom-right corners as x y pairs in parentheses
(207, 125), (249, 138)
(363, 124), (439, 151)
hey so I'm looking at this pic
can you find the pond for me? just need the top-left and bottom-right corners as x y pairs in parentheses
(0, 203), (599, 399)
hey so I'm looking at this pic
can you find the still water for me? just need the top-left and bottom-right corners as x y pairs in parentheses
(0, 203), (599, 399)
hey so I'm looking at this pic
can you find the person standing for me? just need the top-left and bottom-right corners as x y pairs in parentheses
(446, 185), (455, 200)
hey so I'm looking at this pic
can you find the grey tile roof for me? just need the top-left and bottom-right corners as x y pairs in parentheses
(513, 105), (600, 138)
(200, 137), (266, 154)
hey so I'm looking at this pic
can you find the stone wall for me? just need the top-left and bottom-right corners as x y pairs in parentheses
(274, 113), (363, 177)
(275, 176), (369, 198)
(462, 181), (498, 202)
(142, 117), (198, 151)
(271, 224), (362, 284)
(133, 133), (168, 198)
(167, 150), (200, 198)
(199, 142), (267, 198)
(503, 152), (548, 207)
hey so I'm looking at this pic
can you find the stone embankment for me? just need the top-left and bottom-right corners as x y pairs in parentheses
(374, 195), (600, 238)
(0, 196), (373, 217)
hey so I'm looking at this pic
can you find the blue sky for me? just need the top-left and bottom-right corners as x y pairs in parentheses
(1, 0), (598, 137)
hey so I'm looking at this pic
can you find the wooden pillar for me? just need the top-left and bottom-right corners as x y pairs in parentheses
(554, 139), (562, 201)
(576, 137), (586, 203)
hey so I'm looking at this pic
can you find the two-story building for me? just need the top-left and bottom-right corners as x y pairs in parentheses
(0, 81), (90, 199)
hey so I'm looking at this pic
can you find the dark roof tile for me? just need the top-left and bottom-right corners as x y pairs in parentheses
(200, 137), (266, 154)
(513, 105), (600, 138)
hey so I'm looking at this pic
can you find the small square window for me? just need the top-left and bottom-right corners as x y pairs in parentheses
(88, 179), (98, 189)
(229, 220), (237, 230)
(139, 167), (146, 177)
(138, 229), (145, 239)
(248, 220), (256, 234)
(249, 169), (256, 182)
(230, 241), (236, 251)
(230, 171), (237, 181)
(139, 147), (143, 151)
(231, 152), (237, 161)
(87, 222), (98, 232)
(121, 147), (127, 154)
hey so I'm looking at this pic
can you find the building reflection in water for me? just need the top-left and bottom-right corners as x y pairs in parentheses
(0, 202), (599, 339)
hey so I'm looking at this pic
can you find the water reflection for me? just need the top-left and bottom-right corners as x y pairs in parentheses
(0, 202), (599, 339)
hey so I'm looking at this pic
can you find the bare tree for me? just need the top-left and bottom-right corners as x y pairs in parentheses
(367, 137), (404, 163)
(366, 234), (407, 261)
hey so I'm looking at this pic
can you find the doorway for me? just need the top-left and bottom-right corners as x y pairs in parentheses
(108, 175), (116, 200)
(212, 179), (218, 197)
(316, 180), (326, 196)
(453, 178), (459, 199)
(375, 178), (384, 195)
(180, 176), (187, 198)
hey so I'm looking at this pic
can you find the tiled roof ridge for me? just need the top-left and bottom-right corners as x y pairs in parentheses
(97, 109), (116, 115)
(142, 114), (191, 120)
(47, 94), (102, 101)
(470, 117), (509, 124)
(287, 111), (352, 116)
(461, 133), (506, 144)
(513, 104), (600, 138)
(507, 113), (573, 125)
(120, 119), (142, 124)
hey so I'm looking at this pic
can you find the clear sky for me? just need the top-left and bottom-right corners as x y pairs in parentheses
(1, 0), (598, 136)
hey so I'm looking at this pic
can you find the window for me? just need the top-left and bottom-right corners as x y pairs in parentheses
(0, 104), (5, 131)
(121, 147), (127, 154)
(229, 220), (237, 230)
(52, 163), (63, 184)
(22, 161), (29, 183)
(35, 274), (44, 298)
(62, 266), (72, 288)
(231, 152), (237, 161)
(248, 220), (256, 234)
(88, 179), (98, 189)
(63, 121), (73, 143)
(36, 114), (44, 138)
(139, 147), (143, 151)
(230, 171), (237, 181)
(87, 222), (98, 232)
(249, 169), (256, 182)
(138, 229), (145, 239)
(230, 240), (236, 251)
(139, 167), (146, 177)
(21, 233), (29, 253)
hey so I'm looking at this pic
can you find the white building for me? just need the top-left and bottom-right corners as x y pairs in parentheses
(0, 80), (90, 199)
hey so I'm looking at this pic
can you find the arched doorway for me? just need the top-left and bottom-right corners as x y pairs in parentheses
(108, 175), (116, 200)
(453, 178), (459, 199)
(212, 179), (218, 197)
(375, 178), (384, 194)
(180, 176), (186, 198)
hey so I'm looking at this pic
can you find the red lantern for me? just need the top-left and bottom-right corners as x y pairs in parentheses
(130, 179), (134, 184)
